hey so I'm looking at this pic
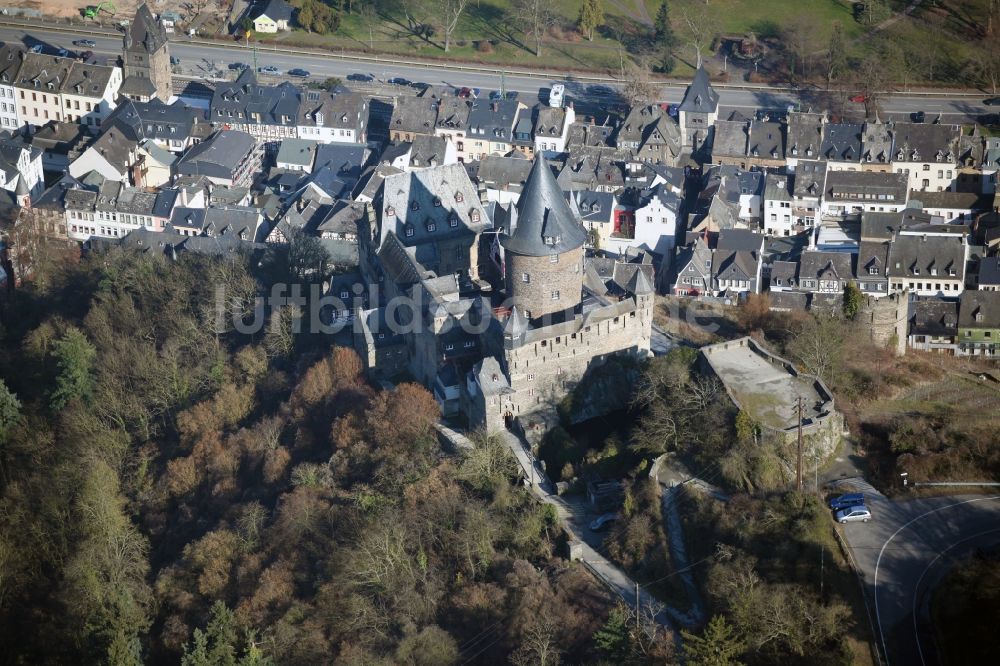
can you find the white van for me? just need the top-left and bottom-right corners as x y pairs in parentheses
(549, 83), (565, 108)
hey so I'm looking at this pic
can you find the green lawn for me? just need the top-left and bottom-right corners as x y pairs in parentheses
(251, 0), (990, 85)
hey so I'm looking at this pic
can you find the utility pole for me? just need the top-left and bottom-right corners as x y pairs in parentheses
(796, 396), (804, 492)
(634, 582), (640, 635)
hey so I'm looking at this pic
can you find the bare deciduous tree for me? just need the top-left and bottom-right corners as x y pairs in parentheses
(512, 0), (556, 57)
(441, 0), (470, 52)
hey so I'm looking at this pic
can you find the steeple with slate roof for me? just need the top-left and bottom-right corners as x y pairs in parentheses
(500, 157), (587, 257)
(504, 306), (529, 340)
(627, 267), (654, 295)
(679, 65), (719, 115)
(121, 3), (171, 102)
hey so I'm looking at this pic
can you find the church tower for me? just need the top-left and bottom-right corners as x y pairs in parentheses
(120, 3), (171, 102)
(500, 158), (588, 321)
(678, 65), (719, 151)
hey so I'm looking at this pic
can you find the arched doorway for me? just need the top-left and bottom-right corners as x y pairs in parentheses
(503, 412), (514, 429)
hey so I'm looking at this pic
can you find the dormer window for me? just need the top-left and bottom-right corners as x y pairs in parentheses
(976, 309), (984, 322)
(470, 210), (480, 223)
(454, 191), (464, 202)
(449, 214), (459, 227)
(410, 200), (420, 211)
(386, 206), (395, 216)
(426, 222), (436, 232)
(433, 196), (441, 207)
(404, 224), (414, 237)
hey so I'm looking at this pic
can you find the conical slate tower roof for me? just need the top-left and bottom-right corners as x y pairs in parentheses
(500, 157), (587, 257)
(504, 306), (529, 338)
(679, 65), (719, 114)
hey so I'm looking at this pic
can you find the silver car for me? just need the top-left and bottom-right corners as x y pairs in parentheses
(835, 505), (872, 524)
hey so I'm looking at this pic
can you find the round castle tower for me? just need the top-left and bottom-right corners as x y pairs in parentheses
(500, 158), (588, 321)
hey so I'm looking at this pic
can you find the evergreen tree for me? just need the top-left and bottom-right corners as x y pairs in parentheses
(577, 0), (604, 41)
(653, 2), (676, 73)
(49, 327), (96, 410)
(843, 282), (863, 320)
(182, 602), (271, 666)
(681, 615), (745, 666)
(593, 604), (633, 661)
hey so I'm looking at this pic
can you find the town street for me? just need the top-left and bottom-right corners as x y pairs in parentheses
(0, 22), (993, 125)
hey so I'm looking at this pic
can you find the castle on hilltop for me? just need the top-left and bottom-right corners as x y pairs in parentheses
(355, 157), (653, 432)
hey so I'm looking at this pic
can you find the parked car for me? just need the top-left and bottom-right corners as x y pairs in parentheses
(835, 505), (872, 524)
(589, 513), (618, 531)
(471, 87), (481, 98)
(29, 45), (43, 54)
(667, 103), (679, 118)
(504, 91), (518, 101)
(288, 68), (310, 77)
(588, 84), (615, 97)
(985, 97), (1000, 106)
(229, 62), (248, 71)
(912, 110), (926, 122)
(457, 86), (472, 98)
(73, 39), (97, 48)
(78, 50), (94, 62)
(828, 493), (865, 510)
(57, 48), (71, 57)
(410, 81), (430, 90)
(258, 66), (281, 75)
(388, 77), (411, 86)
(489, 90), (503, 100)
(170, 56), (181, 65)
(347, 73), (374, 82)
(979, 113), (1000, 126)
(849, 94), (868, 103)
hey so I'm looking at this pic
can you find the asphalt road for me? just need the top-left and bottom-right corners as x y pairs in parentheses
(840, 491), (1000, 666)
(2, 23), (996, 123)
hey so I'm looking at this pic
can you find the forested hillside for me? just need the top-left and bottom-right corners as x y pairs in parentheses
(0, 250), (619, 665)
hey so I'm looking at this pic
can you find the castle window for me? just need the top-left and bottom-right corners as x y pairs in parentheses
(463, 340), (475, 348)
(549, 254), (558, 263)
(551, 291), (560, 300)
(522, 272), (530, 283)
(527, 373), (535, 381)
(444, 343), (455, 350)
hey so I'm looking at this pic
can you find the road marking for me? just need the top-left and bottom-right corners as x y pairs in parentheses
(873, 496), (1000, 666)
(910, 526), (1000, 666)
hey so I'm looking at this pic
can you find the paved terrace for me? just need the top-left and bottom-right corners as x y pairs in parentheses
(702, 337), (827, 430)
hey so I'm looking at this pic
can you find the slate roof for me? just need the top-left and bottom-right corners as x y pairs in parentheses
(0, 43), (24, 85)
(574, 190), (616, 223)
(712, 120), (748, 158)
(175, 130), (255, 179)
(211, 69), (301, 127)
(127, 3), (168, 53)
(390, 96), (439, 134)
(887, 232), (965, 278)
(913, 190), (991, 211)
(798, 250), (854, 282)
(862, 121), (894, 164)
(958, 290), (1000, 328)
(409, 134), (449, 167)
(678, 65), (719, 114)
(276, 138), (317, 168)
(380, 163), (488, 248)
(534, 106), (567, 138)
(748, 120), (784, 159)
(255, 0), (293, 21)
(87, 125), (136, 172)
(119, 76), (157, 99)
(825, 170), (908, 203)
(860, 211), (899, 240)
(764, 173), (793, 201)
(770, 260), (798, 288)
(15, 53), (74, 92)
(786, 112), (825, 158)
(892, 121), (960, 163)
(296, 89), (367, 131)
(170, 205), (260, 239)
(717, 228), (764, 252)
(62, 61), (116, 98)
(501, 157), (588, 257)
(435, 97), (471, 132)
(467, 99), (521, 142)
(472, 356), (513, 397)
(792, 160), (826, 198)
(475, 154), (533, 190)
(106, 98), (203, 144)
(911, 300), (958, 337)
(978, 256), (1000, 286)
(821, 123), (863, 162)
